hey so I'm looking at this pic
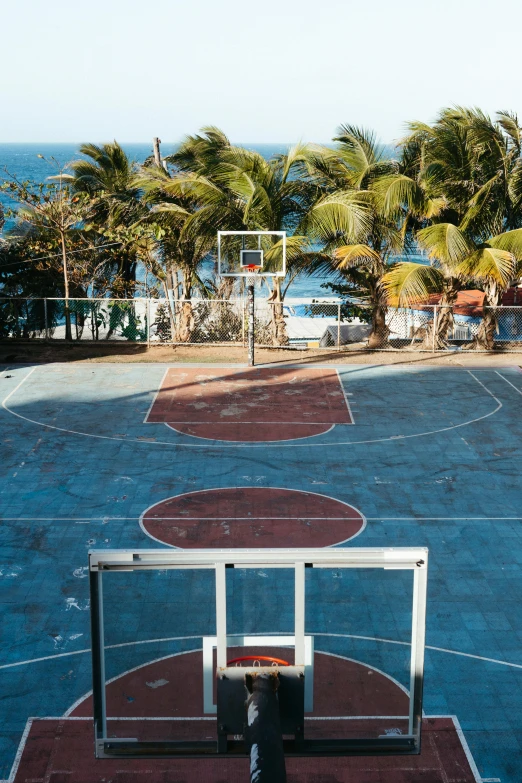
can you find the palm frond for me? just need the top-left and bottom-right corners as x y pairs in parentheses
(334, 244), (382, 270)
(416, 223), (473, 266)
(488, 228), (522, 260)
(497, 111), (521, 153)
(456, 247), (515, 287)
(381, 262), (444, 306)
(306, 191), (372, 241)
(372, 175), (427, 217)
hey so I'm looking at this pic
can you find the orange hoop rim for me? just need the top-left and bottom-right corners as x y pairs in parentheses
(226, 655), (290, 666)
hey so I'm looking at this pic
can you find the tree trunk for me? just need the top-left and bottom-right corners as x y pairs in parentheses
(368, 303), (389, 348)
(469, 282), (499, 351)
(161, 279), (176, 341)
(153, 137), (162, 167)
(267, 278), (289, 346)
(422, 279), (459, 349)
(174, 273), (194, 343)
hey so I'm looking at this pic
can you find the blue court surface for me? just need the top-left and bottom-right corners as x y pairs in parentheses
(1, 362), (522, 781)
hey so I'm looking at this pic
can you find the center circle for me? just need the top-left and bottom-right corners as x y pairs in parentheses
(140, 487), (366, 548)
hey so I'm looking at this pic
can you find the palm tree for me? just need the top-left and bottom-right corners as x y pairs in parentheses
(166, 129), (333, 345)
(382, 223), (522, 349)
(382, 108), (522, 348)
(70, 142), (145, 297)
(134, 159), (242, 341)
(402, 107), (522, 236)
(298, 126), (413, 348)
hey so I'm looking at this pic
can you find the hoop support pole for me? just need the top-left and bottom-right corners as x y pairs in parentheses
(248, 282), (255, 366)
(245, 672), (287, 783)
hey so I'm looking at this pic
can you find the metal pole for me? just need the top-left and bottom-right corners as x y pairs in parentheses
(245, 672), (287, 783)
(294, 562), (305, 665)
(248, 283), (255, 366)
(432, 306), (437, 353)
(146, 298), (151, 348)
(89, 567), (107, 754)
(44, 298), (49, 340)
(337, 302), (341, 351)
(242, 295), (246, 347)
(409, 558), (428, 746)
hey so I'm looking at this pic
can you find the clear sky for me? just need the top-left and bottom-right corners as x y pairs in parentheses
(3, 0), (521, 145)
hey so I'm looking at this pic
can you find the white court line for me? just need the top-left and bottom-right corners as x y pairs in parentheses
(63, 647), (201, 716)
(467, 370), (503, 404)
(1, 367), (36, 407)
(64, 647), (409, 718)
(336, 368), (355, 423)
(23, 714), (411, 721)
(5, 717), (33, 783)
(137, 487), (367, 548)
(2, 516), (522, 521)
(1, 368), (504, 449)
(161, 421), (345, 424)
(4, 712), (480, 783)
(140, 516), (364, 520)
(164, 422), (337, 443)
(451, 714), (483, 783)
(3, 630), (522, 674)
(495, 370), (522, 396)
(142, 367), (169, 423)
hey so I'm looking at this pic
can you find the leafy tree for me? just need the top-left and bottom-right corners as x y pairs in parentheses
(70, 142), (146, 297)
(382, 108), (522, 348)
(1, 160), (93, 339)
(382, 224), (522, 349)
(298, 127), (408, 347)
(167, 128), (334, 345)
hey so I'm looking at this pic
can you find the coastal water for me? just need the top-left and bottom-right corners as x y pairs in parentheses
(0, 143), (425, 298)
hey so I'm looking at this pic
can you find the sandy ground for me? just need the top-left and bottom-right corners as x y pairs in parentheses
(1, 341), (521, 367)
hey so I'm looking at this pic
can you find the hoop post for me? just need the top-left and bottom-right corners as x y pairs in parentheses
(248, 281), (255, 367)
(245, 672), (286, 783)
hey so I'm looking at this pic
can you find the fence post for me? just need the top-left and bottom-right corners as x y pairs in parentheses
(44, 298), (49, 340)
(146, 298), (151, 348)
(432, 306), (437, 352)
(337, 302), (341, 351)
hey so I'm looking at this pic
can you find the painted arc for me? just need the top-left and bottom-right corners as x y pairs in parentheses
(69, 648), (409, 718)
(140, 487), (366, 548)
(12, 649), (479, 783)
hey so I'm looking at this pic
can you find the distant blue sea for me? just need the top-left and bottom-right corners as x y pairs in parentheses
(0, 142), (422, 298)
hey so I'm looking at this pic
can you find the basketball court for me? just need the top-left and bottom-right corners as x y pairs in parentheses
(1, 361), (522, 782)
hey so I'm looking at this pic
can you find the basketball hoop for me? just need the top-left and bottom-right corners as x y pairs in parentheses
(216, 231), (287, 367)
(245, 264), (260, 287)
(227, 655), (290, 667)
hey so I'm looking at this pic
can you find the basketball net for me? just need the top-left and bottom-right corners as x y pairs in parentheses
(245, 265), (260, 287)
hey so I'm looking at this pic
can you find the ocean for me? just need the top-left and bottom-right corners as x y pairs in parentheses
(0, 142), (424, 298)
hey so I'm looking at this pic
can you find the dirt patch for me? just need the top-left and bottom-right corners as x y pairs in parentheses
(0, 340), (521, 367)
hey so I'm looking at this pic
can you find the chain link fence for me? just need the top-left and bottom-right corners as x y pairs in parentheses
(1, 297), (522, 351)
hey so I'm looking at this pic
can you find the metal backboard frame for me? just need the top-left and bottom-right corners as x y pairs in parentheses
(217, 230), (286, 278)
(89, 547), (428, 759)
